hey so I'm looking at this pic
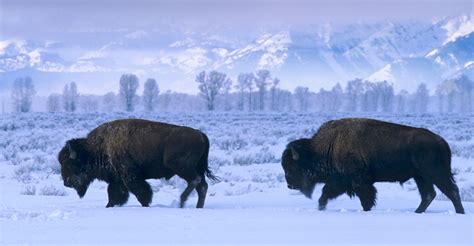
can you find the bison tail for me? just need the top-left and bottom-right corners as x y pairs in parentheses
(199, 133), (220, 183)
(204, 167), (220, 183)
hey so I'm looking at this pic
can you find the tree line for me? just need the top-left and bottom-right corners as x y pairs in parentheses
(8, 71), (473, 113)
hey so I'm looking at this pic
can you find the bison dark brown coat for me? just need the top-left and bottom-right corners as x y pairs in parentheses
(58, 119), (218, 208)
(281, 118), (465, 214)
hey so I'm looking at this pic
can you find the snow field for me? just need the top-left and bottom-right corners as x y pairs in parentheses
(0, 112), (473, 245)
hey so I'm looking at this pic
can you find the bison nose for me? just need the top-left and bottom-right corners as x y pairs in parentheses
(288, 184), (297, 190)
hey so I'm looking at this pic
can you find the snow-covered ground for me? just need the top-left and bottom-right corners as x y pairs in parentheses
(1, 112), (473, 245)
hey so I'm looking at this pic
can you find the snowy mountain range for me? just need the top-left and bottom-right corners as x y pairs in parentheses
(0, 15), (472, 94)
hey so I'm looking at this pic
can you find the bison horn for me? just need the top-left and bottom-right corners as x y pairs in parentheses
(68, 142), (77, 159)
(290, 145), (299, 160)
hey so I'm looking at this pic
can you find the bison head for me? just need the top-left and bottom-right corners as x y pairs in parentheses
(58, 138), (93, 198)
(281, 138), (316, 198)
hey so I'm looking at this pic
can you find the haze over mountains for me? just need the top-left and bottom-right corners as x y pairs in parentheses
(0, 14), (473, 95)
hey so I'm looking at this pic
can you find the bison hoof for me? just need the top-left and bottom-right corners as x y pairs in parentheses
(318, 204), (327, 211)
(106, 203), (114, 208)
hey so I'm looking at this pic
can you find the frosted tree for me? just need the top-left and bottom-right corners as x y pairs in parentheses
(330, 83), (343, 112)
(344, 79), (364, 112)
(377, 81), (394, 112)
(436, 79), (457, 112)
(255, 69), (270, 110)
(63, 82), (79, 112)
(436, 75), (474, 113)
(46, 93), (61, 112)
(70, 82), (78, 112)
(270, 78), (280, 111)
(62, 84), (69, 111)
(360, 81), (389, 112)
(119, 74), (139, 112)
(11, 76), (36, 113)
(196, 71), (227, 111)
(316, 88), (329, 111)
(143, 78), (159, 111)
(456, 75), (473, 112)
(235, 75), (246, 111)
(102, 92), (116, 112)
(315, 84), (343, 112)
(159, 90), (172, 111)
(294, 86), (310, 111)
(237, 73), (254, 111)
(222, 78), (233, 111)
(80, 95), (99, 112)
(413, 83), (429, 113)
(280, 89), (293, 111)
(395, 90), (409, 113)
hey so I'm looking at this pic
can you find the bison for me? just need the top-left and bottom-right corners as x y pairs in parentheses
(281, 118), (465, 214)
(58, 119), (218, 208)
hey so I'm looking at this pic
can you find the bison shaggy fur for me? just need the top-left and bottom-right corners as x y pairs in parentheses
(282, 118), (465, 214)
(58, 119), (218, 208)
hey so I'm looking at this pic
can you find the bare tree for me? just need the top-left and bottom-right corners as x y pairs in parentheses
(222, 78), (233, 111)
(80, 95), (99, 112)
(255, 69), (270, 110)
(46, 93), (61, 112)
(196, 70), (227, 111)
(235, 75), (246, 111)
(377, 81), (394, 113)
(237, 73), (254, 111)
(436, 79), (456, 113)
(143, 78), (159, 111)
(62, 84), (69, 111)
(119, 74), (139, 112)
(361, 82), (377, 112)
(396, 90), (409, 113)
(11, 76), (36, 113)
(294, 86), (310, 111)
(456, 75), (473, 112)
(436, 75), (473, 113)
(330, 83), (343, 112)
(63, 82), (79, 112)
(70, 82), (78, 112)
(344, 79), (364, 112)
(280, 89), (293, 112)
(413, 83), (429, 113)
(270, 78), (280, 111)
(102, 92), (116, 112)
(159, 90), (172, 111)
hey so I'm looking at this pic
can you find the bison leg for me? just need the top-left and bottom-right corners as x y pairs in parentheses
(106, 181), (129, 208)
(125, 179), (153, 207)
(413, 176), (436, 213)
(180, 176), (202, 208)
(433, 178), (465, 214)
(354, 184), (377, 211)
(318, 183), (346, 210)
(195, 178), (208, 208)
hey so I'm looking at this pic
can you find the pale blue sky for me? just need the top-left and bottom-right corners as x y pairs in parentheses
(1, 0), (472, 39)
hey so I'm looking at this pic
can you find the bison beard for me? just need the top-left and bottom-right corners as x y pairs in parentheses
(58, 119), (218, 208)
(281, 118), (465, 214)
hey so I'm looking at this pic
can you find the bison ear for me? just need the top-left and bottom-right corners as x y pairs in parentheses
(289, 145), (299, 161)
(67, 141), (77, 159)
(67, 139), (87, 160)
